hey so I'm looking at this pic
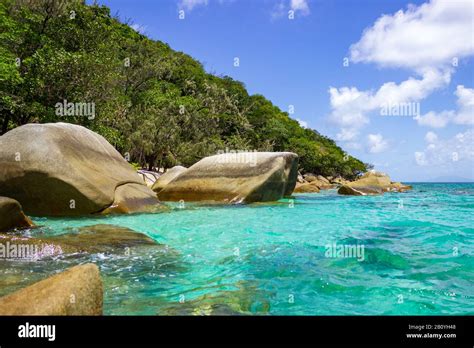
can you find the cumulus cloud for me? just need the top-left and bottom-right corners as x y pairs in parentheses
(415, 129), (474, 166)
(415, 110), (453, 128)
(415, 85), (474, 128)
(453, 85), (474, 125)
(329, 0), (474, 144)
(349, 0), (474, 71)
(329, 68), (450, 134)
(290, 0), (310, 15)
(367, 134), (388, 153)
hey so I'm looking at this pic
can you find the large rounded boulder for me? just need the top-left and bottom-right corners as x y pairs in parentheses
(0, 123), (162, 216)
(158, 152), (298, 203)
(0, 263), (102, 315)
(151, 165), (187, 193)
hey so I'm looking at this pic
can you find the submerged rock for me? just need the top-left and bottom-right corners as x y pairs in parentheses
(0, 233), (75, 259)
(0, 123), (163, 216)
(338, 171), (411, 196)
(158, 152), (298, 203)
(0, 263), (103, 315)
(151, 166), (187, 193)
(159, 282), (272, 315)
(0, 224), (161, 259)
(48, 224), (158, 254)
(0, 197), (34, 232)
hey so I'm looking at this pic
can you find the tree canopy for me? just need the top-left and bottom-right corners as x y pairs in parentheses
(0, 0), (370, 178)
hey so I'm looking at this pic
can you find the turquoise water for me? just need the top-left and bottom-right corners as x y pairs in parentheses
(2, 183), (473, 315)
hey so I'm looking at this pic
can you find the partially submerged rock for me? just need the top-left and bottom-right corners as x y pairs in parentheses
(293, 182), (320, 193)
(48, 224), (158, 254)
(0, 123), (163, 216)
(0, 263), (103, 315)
(338, 171), (412, 196)
(158, 152), (298, 203)
(388, 182), (413, 192)
(151, 166), (187, 193)
(100, 183), (164, 214)
(0, 197), (34, 232)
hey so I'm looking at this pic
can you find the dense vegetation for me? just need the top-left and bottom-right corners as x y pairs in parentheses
(0, 0), (370, 179)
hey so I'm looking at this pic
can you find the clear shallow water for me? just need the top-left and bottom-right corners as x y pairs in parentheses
(1, 183), (473, 315)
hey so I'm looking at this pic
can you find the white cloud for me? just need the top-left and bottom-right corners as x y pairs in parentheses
(329, 68), (450, 134)
(336, 127), (360, 142)
(291, 0), (310, 15)
(349, 0), (474, 71)
(329, 0), (474, 140)
(453, 85), (474, 125)
(425, 131), (438, 143)
(367, 133), (388, 153)
(415, 85), (474, 128)
(414, 128), (474, 166)
(178, 0), (208, 11)
(414, 151), (428, 166)
(415, 110), (453, 128)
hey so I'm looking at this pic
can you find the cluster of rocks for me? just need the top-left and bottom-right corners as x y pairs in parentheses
(337, 171), (412, 196)
(293, 173), (349, 193)
(0, 122), (411, 315)
(0, 122), (302, 315)
(293, 170), (411, 196)
(0, 223), (173, 315)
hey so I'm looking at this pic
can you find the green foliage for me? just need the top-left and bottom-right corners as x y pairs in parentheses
(0, 0), (369, 179)
(129, 162), (141, 171)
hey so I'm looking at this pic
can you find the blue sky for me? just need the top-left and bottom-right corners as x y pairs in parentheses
(94, 0), (473, 181)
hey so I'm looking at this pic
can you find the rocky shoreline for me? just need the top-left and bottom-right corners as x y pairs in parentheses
(0, 122), (411, 315)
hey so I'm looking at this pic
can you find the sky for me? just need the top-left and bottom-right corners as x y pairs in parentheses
(93, 0), (473, 181)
